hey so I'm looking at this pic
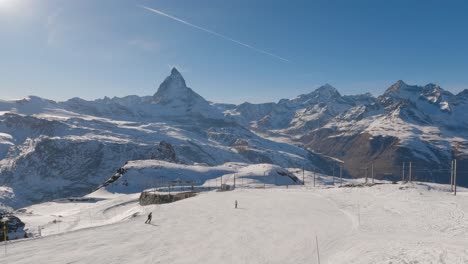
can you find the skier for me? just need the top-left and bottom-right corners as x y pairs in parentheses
(235, 200), (238, 209)
(145, 212), (152, 224)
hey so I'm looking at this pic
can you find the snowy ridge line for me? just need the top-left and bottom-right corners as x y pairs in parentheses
(1, 68), (468, 210)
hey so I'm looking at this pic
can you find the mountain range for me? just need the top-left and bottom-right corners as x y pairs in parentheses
(1, 68), (467, 209)
(223, 79), (468, 184)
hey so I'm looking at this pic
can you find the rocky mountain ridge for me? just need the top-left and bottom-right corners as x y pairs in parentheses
(1, 68), (467, 209)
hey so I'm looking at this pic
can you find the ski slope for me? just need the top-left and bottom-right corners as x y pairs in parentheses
(3, 182), (468, 263)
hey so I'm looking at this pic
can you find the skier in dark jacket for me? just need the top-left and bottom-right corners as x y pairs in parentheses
(145, 212), (152, 224)
(235, 200), (238, 209)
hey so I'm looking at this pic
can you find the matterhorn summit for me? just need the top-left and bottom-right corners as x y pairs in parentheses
(151, 68), (222, 119)
(153, 68), (205, 106)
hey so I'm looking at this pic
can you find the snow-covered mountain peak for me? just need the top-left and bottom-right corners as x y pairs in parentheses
(379, 81), (456, 114)
(394, 80), (407, 87)
(317, 83), (337, 92)
(420, 83), (453, 104)
(287, 84), (342, 106)
(152, 68), (212, 107)
(167, 67), (186, 87)
(0, 95), (58, 115)
(383, 81), (429, 101)
(14, 96), (56, 105)
(149, 69), (225, 119)
(170, 67), (181, 75)
(309, 83), (341, 99)
(384, 80), (412, 95)
(313, 84), (340, 99)
(153, 68), (190, 103)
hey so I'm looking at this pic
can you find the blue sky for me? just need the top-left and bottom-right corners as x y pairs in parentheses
(1, 0), (467, 103)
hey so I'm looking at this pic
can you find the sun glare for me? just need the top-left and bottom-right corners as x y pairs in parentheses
(0, 0), (15, 9)
(0, 0), (25, 15)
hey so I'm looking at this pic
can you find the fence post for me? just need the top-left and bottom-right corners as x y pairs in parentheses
(454, 159), (457, 196)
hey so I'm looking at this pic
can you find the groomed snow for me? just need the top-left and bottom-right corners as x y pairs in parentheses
(4, 182), (468, 263)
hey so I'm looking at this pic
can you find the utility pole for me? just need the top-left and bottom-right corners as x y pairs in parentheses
(454, 159), (458, 196)
(339, 166), (343, 187)
(313, 169), (316, 187)
(2, 217), (8, 256)
(332, 166), (336, 185)
(302, 166), (305, 186)
(371, 163), (374, 184)
(233, 174), (236, 188)
(365, 167), (368, 184)
(409, 162), (412, 183)
(450, 159), (454, 192)
(402, 162), (406, 182)
(3, 220), (6, 242)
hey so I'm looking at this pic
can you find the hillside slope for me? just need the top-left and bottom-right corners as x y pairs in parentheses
(5, 183), (468, 264)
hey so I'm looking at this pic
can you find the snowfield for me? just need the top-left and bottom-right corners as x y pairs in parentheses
(3, 181), (468, 264)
